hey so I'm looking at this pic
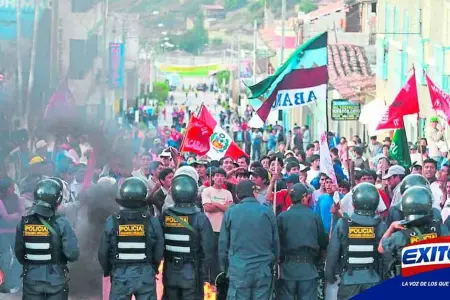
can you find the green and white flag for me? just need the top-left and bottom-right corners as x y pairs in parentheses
(389, 128), (412, 169)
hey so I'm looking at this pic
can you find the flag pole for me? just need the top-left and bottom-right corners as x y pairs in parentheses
(417, 114), (423, 167)
(325, 38), (330, 135)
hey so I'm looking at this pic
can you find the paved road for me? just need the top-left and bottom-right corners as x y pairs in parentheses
(159, 90), (222, 127)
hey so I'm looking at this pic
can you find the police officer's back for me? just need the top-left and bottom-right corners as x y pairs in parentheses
(98, 177), (164, 300)
(14, 178), (79, 299)
(325, 183), (386, 300)
(277, 183), (328, 300)
(379, 186), (448, 276)
(160, 173), (215, 300)
(218, 180), (280, 300)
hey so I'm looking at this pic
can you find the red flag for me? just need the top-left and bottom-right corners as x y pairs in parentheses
(376, 70), (419, 130)
(44, 76), (75, 119)
(425, 73), (450, 125)
(198, 105), (249, 160)
(180, 115), (213, 155)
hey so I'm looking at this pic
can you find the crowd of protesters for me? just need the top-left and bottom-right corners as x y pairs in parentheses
(1, 102), (450, 300)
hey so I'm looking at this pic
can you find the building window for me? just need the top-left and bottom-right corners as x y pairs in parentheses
(371, 2), (377, 13)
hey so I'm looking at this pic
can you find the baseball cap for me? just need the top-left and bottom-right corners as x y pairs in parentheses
(236, 180), (257, 199)
(250, 167), (269, 181)
(382, 165), (406, 179)
(35, 140), (47, 149)
(189, 159), (208, 167)
(286, 174), (300, 184)
(159, 151), (171, 158)
(284, 150), (295, 157)
(299, 164), (310, 172)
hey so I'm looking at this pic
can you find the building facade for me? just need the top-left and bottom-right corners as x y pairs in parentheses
(376, 0), (450, 141)
(58, 0), (104, 118)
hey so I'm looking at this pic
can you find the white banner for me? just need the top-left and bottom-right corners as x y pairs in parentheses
(272, 84), (327, 110)
(319, 131), (337, 184)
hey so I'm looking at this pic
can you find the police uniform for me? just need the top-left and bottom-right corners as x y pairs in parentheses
(161, 172), (215, 300)
(277, 183), (328, 300)
(98, 177), (164, 300)
(325, 183), (386, 300)
(381, 186), (449, 277)
(14, 178), (80, 300)
(218, 180), (280, 300)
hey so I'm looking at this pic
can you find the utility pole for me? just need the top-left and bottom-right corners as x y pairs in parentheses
(280, 0), (286, 65)
(49, 0), (59, 89)
(16, 0), (23, 120)
(237, 35), (241, 105)
(122, 16), (127, 114)
(253, 20), (257, 85)
(26, 0), (40, 128)
(102, 0), (109, 119)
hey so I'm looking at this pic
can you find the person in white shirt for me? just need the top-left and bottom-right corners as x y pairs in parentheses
(306, 154), (320, 183)
(340, 170), (387, 216)
(422, 158), (444, 210)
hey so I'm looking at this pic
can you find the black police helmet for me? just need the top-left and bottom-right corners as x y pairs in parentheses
(171, 174), (198, 204)
(33, 178), (63, 210)
(401, 186), (432, 223)
(289, 183), (309, 203)
(352, 182), (379, 216)
(116, 177), (148, 209)
(399, 174), (430, 195)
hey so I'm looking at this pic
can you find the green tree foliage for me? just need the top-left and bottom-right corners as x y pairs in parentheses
(215, 70), (230, 88)
(176, 12), (209, 54)
(299, 0), (318, 13)
(151, 81), (169, 102)
(224, 0), (248, 11)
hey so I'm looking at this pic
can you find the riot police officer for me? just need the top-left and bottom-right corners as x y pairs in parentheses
(98, 177), (164, 300)
(160, 171), (215, 300)
(218, 179), (280, 299)
(379, 186), (448, 276)
(14, 178), (80, 299)
(386, 174), (441, 227)
(325, 183), (386, 300)
(277, 183), (328, 300)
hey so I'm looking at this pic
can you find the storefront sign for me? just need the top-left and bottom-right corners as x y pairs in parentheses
(331, 99), (361, 121)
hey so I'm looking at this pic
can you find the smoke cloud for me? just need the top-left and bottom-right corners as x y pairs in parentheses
(69, 180), (119, 298)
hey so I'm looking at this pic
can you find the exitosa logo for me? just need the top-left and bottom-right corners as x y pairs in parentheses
(401, 236), (450, 277)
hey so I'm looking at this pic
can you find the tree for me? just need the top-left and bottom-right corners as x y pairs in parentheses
(224, 0), (248, 11)
(299, 0), (318, 13)
(177, 12), (209, 54)
(151, 81), (169, 102)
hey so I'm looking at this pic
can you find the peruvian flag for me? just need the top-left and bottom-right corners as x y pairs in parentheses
(198, 105), (248, 160)
(376, 69), (419, 130)
(180, 115), (213, 155)
(425, 73), (450, 125)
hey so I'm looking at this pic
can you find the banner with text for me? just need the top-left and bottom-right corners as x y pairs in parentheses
(109, 43), (125, 88)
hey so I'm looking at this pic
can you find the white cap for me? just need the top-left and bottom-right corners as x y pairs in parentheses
(174, 166), (199, 183)
(383, 165), (406, 179)
(35, 140), (47, 149)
